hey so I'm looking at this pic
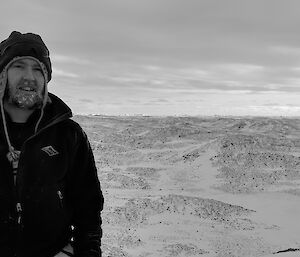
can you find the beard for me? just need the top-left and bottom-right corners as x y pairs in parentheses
(5, 86), (44, 110)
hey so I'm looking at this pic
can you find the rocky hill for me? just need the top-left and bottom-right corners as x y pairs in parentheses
(74, 115), (300, 257)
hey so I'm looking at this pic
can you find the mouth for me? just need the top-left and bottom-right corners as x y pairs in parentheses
(18, 86), (37, 92)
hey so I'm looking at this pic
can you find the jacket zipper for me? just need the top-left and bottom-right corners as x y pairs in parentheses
(57, 190), (64, 208)
(16, 202), (22, 225)
(13, 113), (70, 226)
(7, 105), (71, 257)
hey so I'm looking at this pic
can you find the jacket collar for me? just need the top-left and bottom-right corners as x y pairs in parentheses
(39, 92), (72, 130)
(0, 93), (72, 137)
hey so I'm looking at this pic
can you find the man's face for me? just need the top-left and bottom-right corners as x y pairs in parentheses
(5, 58), (45, 110)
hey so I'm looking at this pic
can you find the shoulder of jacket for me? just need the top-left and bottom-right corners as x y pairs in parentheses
(60, 118), (81, 129)
(58, 119), (87, 145)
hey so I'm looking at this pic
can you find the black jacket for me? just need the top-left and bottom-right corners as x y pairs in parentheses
(0, 93), (104, 257)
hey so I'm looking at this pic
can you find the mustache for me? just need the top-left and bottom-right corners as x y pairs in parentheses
(17, 79), (37, 87)
(17, 79), (38, 91)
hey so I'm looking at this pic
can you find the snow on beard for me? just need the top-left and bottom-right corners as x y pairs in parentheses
(5, 79), (44, 110)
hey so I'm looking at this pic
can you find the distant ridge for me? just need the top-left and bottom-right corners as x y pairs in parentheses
(73, 113), (300, 119)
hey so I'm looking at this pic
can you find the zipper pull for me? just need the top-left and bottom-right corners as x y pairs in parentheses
(57, 190), (64, 208)
(57, 190), (63, 200)
(16, 202), (22, 225)
(16, 202), (22, 212)
(13, 169), (17, 186)
(7, 150), (21, 187)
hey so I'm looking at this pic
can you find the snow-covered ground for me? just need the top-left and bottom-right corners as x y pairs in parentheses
(75, 115), (300, 257)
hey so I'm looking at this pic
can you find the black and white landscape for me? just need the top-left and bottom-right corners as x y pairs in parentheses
(74, 115), (300, 257)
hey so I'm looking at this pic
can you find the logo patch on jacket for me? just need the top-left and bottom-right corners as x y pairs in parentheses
(41, 146), (59, 156)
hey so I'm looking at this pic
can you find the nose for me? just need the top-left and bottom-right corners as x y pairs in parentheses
(23, 67), (35, 81)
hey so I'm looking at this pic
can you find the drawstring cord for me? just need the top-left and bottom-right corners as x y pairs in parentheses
(0, 99), (14, 153)
(0, 56), (49, 171)
(0, 56), (49, 146)
(34, 77), (48, 133)
(0, 56), (49, 229)
(0, 68), (15, 154)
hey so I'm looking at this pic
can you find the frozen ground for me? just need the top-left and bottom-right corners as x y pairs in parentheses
(74, 115), (300, 257)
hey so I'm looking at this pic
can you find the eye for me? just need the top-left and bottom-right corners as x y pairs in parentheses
(12, 64), (23, 69)
(34, 68), (43, 72)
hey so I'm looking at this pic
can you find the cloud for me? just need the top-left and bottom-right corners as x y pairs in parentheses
(108, 76), (148, 84)
(263, 103), (300, 107)
(51, 54), (92, 65)
(143, 98), (170, 105)
(214, 64), (264, 76)
(96, 62), (300, 93)
(249, 105), (300, 114)
(79, 98), (94, 103)
(52, 68), (79, 78)
(4, 0), (300, 116)
(76, 61), (300, 96)
(269, 46), (300, 55)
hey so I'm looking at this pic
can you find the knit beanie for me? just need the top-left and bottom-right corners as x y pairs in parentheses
(0, 31), (52, 81)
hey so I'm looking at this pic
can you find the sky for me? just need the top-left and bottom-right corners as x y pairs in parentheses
(2, 0), (300, 116)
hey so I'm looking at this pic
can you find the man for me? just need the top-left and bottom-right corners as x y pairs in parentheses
(0, 31), (104, 257)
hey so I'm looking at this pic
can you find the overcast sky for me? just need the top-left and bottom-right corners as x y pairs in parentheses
(2, 0), (300, 116)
